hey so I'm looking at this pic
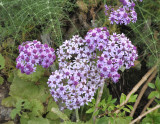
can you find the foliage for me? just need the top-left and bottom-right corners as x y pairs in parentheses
(127, 0), (160, 70)
(0, 53), (5, 69)
(17, 65), (45, 82)
(0, 0), (75, 46)
(1, 69), (73, 123)
(85, 92), (137, 123)
(0, 76), (4, 85)
(141, 109), (160, 124)
(148, 76), (160, 99)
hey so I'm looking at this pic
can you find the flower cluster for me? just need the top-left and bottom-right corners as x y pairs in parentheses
(97, 33), (138, 82)
(16, 40), (56, 75)
(84, 27), (110, 52)
(83, 27), (138, 83)
(47, 35), (104, 110)
(105, 0), (143, 25)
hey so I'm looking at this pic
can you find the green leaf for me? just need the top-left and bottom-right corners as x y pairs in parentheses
(61, 121), (85, 124)
(9, 72), (49, 103)
(0, 76), (4, 85)
(3, 121), (14, 124)
(17, 65), (45, 82)
(127, 105), (133, 110)
(111, 98), (117, 104)
(92, 98), (96, 104)
(119, 66), (126, 72)
(0, 54), (5, 69)
(27, 117), (50, 124)
(1, 96), (17, 107)
(155, 76), (160, 91)
(96, 117), (109, 124)
(148, 91), (160, 99)
(7, 72), (14, 83)
(107, 95), (112, 102)
(86, 107), (95, 113)
(29, 99), (44, 117)
(120, 93), (126, 104)
(93, 110), (99, 117)
(10, 109), (20, 119)
(148, 83), (155, 89)
(46, 99), (59, 120)
(155, 99), (160, 104)
(123, 108), (131, 113)
(51, 107), (69, 121)
(128, 94), (138, 103)
(20, 113), (30, 124)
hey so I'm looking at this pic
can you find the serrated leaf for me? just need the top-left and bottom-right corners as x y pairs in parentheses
(49, 120), (60, 124)
(9, 73), (49, 103)
(27, 117), (50, 124)
(155, 76), (160, 91)
(7, 72), (15, 83)
(128, 94), (138, 103)
(17, 65), (45, 82)
(10, 109), (20, 119)
(29, 99), (44, 117)
(1, 96), (17, 107)
(46, 99), (59, 120)
(148, 91), (160, 99)
(0, 76), (4, 85)
(148, 83), (155, 89)
(86, 107), (95, 113)
(51, 107), (69, 121)
(0, 54), (5, 69)
(120, 93), (126, 104)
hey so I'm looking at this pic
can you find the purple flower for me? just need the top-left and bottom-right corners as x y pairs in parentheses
(47, 35), (104, 110)
(105, 0), (143, 25)
(16, 40), (56, 74)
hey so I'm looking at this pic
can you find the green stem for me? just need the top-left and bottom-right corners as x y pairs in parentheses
(92, 81), (105, 124)
(76, 108), (80, 122)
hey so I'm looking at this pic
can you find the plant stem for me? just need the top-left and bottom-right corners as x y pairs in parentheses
(130, 69), (157, 117)
(137, 97), (155, 123)
(130, 104), (160, 124)
(76, 108), (80, 122)
(115, 65), (157, 114)
(93, 81), (105, 124)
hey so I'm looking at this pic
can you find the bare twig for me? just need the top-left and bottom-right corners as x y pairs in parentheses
(115, 65), (157, 114)
(93, 81), (105, 124)
(130, 70), (157, 117)
(137, 97), (155, 123)
(130, 104), (160, 124)
(141, 97), (156, 115)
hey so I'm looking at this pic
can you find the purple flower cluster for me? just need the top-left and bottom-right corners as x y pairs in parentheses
(47, 35), (104, 110)
(16, 40), (56, 75)
(84, 27), (110, 52)
(105, 0), (143, 25)
(97, 33), (138, 82)
(83, 27), (138, 82)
